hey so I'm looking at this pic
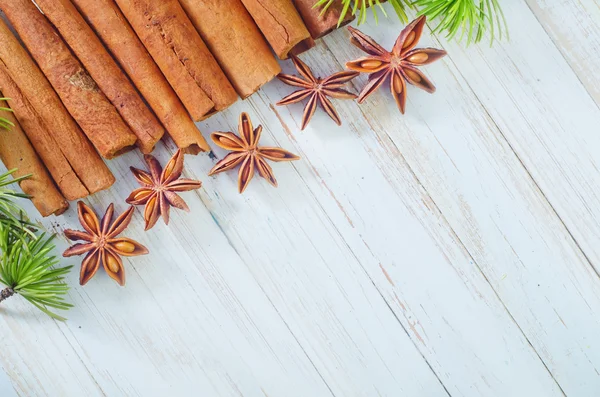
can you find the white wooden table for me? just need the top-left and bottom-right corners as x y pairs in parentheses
(2, 0), (600, 395)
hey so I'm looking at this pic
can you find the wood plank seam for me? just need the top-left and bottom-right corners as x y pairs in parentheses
(184, 173), (338, 397)
(319, 23), (579, 395)
(519, 0), (600, 279)
(447, 60), (600, 283)
(264, 79), (563, 395)
(308, 44), (567, 395)
(262, 138), (453, 396)
(182, 110), (452, 395)
(523, 0), (600, 114)
(181, 120), (451, 395)
(57, 323), (108, 396)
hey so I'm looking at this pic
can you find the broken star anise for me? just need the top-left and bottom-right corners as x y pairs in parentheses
(209, 112), (300, 193)
(126, 149), (202, 231)
(63, 202), (148, 286)
(277, 55), (359, 130)
(346, 15), (447, 114)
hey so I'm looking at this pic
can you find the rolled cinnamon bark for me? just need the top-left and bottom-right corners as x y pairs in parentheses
(239, 0), (312, 59)
(1, 0), (137, 160)
(0, 99), (69, 217)
(178, 0), (281, 99)
(35, 0), (164, 155)
(0, 17), (114, 197)
(114, 0), (238, 120)
(292, 0), (355, 39)
(71, 0), (209, 154)
(0, 65), (86, 200)
(290, 37), (316, 56)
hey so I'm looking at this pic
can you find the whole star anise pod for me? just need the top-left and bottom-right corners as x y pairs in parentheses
(63, 202), (148, 286)
(126, 149), (202, 231)
(277, 55), (359, 130)
(346, 16), (447, 114)
(209, 112), (300, 193)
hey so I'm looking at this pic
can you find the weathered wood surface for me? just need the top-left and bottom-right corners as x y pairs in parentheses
(1, 0), (599, 395)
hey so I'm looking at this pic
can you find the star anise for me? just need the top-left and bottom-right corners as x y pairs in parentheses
(126, 149), (202, 231)
(277, 55), (359, 130)
(346, 16), (447, 114)
(63, 202), (148, 286)
(208, 112), (300, 193)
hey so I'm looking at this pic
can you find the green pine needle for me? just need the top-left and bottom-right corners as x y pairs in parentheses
(0, 226), (73, 320)
(0, 98), (15, 130)
(0, 170), (34, 234)
(415, 0), (507, 44)
(0, 170), (73, 320)
(313, 0), (506, 44)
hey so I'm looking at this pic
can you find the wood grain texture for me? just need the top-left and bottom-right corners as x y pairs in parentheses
(1, 0), (599, 395)
(526, 0), (600, 103)
(0, 368), (15, 397)
(426, 0), (600, 392)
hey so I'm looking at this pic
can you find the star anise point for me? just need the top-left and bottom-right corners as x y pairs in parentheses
(127, 149), (201, 230)
(346, 16), (447, 114)
(63, 202), (148, 286)
(209, 113), (300, 193)
(277, 55), (358, 130)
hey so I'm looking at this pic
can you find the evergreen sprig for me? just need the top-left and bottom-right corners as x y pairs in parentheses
(0, 170), (33, 232)
(0, 170), (73, 320)
(0, 98), (15, 130)
(314, 0), (506, 44)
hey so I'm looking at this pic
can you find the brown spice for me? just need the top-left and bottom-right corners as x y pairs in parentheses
(209, 113), (300, 193)
(71, 0), (209, 154)
(277, 55), (358, 130)
(63, 202), (149, 286)
(240, 0), (312, 59)
(346, 16), (447, 114)
(292, 0), (355, 39)
(178, 0), (282, 99)
(114, 0), (238, 120)
(0, 64), (86, 201)
(0, 16), (114, 196)
(0, 99), (68, 216)
(36, 0), (164, 154)
(126, 149), (202, 230)
(1, 0), (137, 159)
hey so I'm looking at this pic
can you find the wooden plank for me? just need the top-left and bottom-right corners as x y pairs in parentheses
(190, 104), (561, 396)
(0, 7), (570, 395)
(0, 175), (335, 396)
(1, 150), (447, 396)
(0, 365), (18, 397)
(318, 2), (600, 394)
(0, 2), (595, 395)
(526, 0), (600, 103)
(1, 78), (563, 394)
(446, 0), (600, 272)
(436, 0), (600, 390)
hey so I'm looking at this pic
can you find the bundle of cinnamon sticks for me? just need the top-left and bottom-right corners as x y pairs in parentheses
(0, 0), (354, 216)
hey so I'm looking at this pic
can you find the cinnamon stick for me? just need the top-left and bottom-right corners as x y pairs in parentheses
(292, 0), (355, 39)
(70, 0), (209, 154)
(290, 37), (316, 56)
(178, 0), (282, 99)
(1, 0), (137, 160)
(35, 0), (164, 155)
(239, 0), (313, 59)
(0, 99), (68, 217)
(0, 17), (114, 197)
(0, 65), (85, 201)
(114, 0), (238, 120)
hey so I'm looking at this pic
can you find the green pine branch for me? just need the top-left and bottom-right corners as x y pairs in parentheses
(314, 0), (507, 44)
(0, 170), (73, 321)
(0, 97), (15, 130)
(415, 0), (506, 44)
